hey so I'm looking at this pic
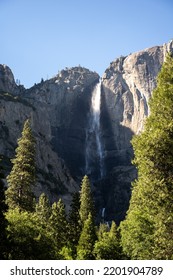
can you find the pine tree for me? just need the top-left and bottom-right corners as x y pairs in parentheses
(77, 212), (97, 260)
(97, 222), (109, 239)
(120, 53), (173, 259)
(35, 193), (51, 225)
(49, 199), (68, 256)
(6, 119), (36, 212)
(68, 192), (81, 258)
(79, 175), (95, 225)
(94, 221), (122, 260)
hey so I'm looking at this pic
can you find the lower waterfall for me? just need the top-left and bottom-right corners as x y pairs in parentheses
(85, 80), (104, 179)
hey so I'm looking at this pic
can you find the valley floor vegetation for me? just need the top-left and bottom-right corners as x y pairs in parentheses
(0, 54), (173, 260)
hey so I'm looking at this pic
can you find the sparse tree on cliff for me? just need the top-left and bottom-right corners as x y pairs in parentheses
(120, 53), (173, 259)
(6, 119), (36, 212)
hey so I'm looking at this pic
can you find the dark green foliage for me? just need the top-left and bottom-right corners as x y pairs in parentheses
(76, 175), (96, 259)
(0, 162), (8, 259)
(6, 119), (36, 212)
(94, 221), (122, 260)
(67, 192), (81, 258)
(49, 199), (68, 256)
(120, 54), (173, 259)
(77, 213), (97, 260)
(79, 175), (95, 224)
(6, 209), (55, 259)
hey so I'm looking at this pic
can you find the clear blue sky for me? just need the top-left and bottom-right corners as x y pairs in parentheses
(1, 0), (173, 88)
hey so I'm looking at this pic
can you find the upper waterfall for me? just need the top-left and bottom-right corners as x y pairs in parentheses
(85, 80), (104, 179)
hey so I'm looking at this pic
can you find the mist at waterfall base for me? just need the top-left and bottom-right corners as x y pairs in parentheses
(85, 80), (105, 180)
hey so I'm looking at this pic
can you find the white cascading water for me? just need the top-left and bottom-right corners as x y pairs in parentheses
(85, 80), (104, 178)
(102, 207), (105, 220)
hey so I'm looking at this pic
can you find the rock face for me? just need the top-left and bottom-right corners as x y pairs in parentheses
(0, 64), (24, 95)
(0, 40), (173, 221)
(99, 40), (173, 222)
(102, 40), (173, 135)
(0, 66), (99, 210)
(25, 67), (100, 178)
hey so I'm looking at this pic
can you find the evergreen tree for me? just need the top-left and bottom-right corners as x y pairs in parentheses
(94, 221), (122, 260)
(0, 160), (8, 259)
(6, 119), (36, 212)
(79, 175), (95, 225)
(68, 191), (81, 258)
(77, 212), (97, 260)
(6, 209), (55, 259)
(120, 53), (173, 259)
(49, 199), (68, 256)
(97, 222), (109, 240)
(36, 193), (51, 225)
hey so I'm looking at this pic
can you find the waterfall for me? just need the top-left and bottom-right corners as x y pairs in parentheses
(85, 80), (104, 179)
(102, 207), (105, 219)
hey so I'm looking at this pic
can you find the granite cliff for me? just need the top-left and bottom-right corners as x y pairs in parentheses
(0, 40), (173, 221)
(99, 40), (173, 221)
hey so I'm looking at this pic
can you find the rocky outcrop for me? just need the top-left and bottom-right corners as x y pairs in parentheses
(0, 64), (24, 95)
